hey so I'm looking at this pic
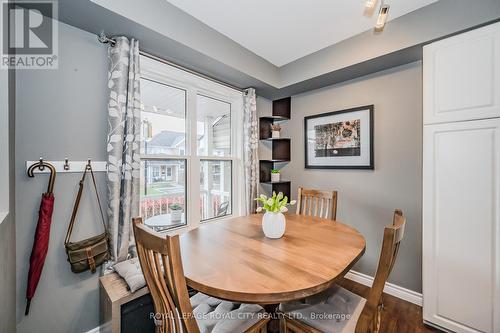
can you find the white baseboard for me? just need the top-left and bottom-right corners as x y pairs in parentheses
(344, 270), (423, 306)
(86, 326), (100, 333)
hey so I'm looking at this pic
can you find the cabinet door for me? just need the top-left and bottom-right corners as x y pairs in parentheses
(423, 22), (500, 125)
(423, 118), (500, 333)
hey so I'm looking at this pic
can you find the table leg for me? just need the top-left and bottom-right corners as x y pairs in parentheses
(264, 304), (280, 333)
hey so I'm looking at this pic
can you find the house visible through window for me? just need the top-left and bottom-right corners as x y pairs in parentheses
(139, 55), (243, 231)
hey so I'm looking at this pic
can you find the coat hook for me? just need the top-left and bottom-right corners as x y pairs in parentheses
(64, 158), (70, 171)
(39, 157), (45, 171)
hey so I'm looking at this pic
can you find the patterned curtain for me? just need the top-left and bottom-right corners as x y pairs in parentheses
(243, 88), (259, 214)
(105, 37), (141, 268)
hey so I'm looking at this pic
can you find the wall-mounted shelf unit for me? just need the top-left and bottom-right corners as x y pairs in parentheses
(260, 138), (290, 142)
(259, 97), (292, 198)
(259, 159), (290, 163)
(260, 180), (291, 184)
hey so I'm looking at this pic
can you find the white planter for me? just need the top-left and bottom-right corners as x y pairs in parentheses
(271, 130), (280, 139)
(271, 173), (280, 182)
(262, 212), (286, 239)
(171, 210), (182, 222)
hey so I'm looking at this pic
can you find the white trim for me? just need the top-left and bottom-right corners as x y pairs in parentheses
(85, 326), (101, 333)
(423, 321), (454, 333)
(163, 214), (236, 236)
(0, 211), (8, 225)
(344, 270), (423, 306)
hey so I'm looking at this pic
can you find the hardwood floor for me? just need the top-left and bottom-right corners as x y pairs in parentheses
(336, 278), (443, 333)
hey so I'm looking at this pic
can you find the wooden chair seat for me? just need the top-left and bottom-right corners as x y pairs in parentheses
(132, 217), (269, 333)
(279, 285), (366, 333)
(191, 292), (266, 333)
(280, 210), (406, 333)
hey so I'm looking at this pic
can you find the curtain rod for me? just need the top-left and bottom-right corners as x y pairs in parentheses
(97, 33), (246, 94)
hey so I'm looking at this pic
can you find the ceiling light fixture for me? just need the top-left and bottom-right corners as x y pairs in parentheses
(365, 0), (377, 10)
(375, 3), (390, 31)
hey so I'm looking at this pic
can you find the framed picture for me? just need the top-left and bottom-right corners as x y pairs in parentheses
(304, 105), (374, 169)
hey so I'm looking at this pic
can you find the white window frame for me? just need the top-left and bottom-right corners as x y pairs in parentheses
(140, 55), (244, 234)
(0, 68), (9, 224)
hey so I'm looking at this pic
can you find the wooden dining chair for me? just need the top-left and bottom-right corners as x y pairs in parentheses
(132, 217), (269, 333)
(296, 187), (338, 220)
(280, 209), (406, 333)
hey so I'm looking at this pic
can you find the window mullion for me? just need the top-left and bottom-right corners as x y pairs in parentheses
(187, 87), (200, 228)
(199, 156), (234, 161)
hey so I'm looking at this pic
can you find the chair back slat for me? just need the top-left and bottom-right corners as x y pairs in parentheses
(297, 192), (307, 214)
(133, 217), (200, 333)
(296, 187), (338, 220)
(355, 210), (407, 333)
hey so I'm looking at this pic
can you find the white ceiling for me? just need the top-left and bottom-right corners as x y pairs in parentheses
(165, 0), (438, 67)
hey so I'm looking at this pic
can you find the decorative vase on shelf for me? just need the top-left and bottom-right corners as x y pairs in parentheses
(271, 172), (280, 182)
(255, 192), (296, 239)
(262, 212), (286, 239)
(270, 124), (281, 139)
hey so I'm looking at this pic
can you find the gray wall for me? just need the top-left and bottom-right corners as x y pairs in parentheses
(280, 0), (500, 87)
(15, 21), (108, 333)
(0, 215), (16, 333)
(0, 60), (17, 333)
(278, 62), (423, 292)
(90, 0), (280, 87)
(56, 0), (500, 99)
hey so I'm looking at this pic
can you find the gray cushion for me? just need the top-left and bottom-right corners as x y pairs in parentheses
(279, 285), (366, 333)
(190, 292), (265, 333)
(112, 258), (146, 292)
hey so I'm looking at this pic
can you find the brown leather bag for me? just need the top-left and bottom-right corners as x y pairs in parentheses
(64, 164), (110, 273)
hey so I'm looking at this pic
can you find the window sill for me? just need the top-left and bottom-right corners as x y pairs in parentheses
(0, 211), (9, 225)
(162, 214), (239, 236)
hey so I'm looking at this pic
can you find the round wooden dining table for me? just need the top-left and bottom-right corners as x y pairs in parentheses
(180, 213), (366, 304)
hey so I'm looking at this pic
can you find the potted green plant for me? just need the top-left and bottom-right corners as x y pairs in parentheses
(255, 192), (296, 239)
(169, 203), (183, 222)
(271, 169), (281, 182)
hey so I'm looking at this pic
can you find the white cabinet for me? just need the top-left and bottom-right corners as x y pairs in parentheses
(423, 22), (500, 333)
(423, 22), (500, 125)
(423, 119), (500, 333)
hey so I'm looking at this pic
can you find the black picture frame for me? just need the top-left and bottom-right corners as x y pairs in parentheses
(304, 105), (374, 169)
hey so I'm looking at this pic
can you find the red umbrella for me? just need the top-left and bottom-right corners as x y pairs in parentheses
(25, 161), (56, 315)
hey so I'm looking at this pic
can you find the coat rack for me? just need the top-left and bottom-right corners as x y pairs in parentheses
(25, 158), (108, 174)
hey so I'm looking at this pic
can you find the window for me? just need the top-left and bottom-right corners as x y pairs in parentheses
(152, 166), (160, 178)
(140, 55), (243, 231)
(197, 95), (231, 157)
(200, 160), (232, 220)
(140, 76), (187, 230)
